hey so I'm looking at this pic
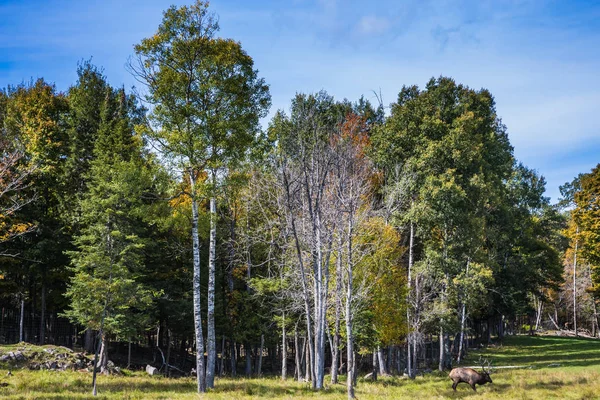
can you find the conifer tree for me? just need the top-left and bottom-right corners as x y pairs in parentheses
(64, 86), (157, 396)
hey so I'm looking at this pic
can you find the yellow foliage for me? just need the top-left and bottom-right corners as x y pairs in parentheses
(356, 217), (408, 344)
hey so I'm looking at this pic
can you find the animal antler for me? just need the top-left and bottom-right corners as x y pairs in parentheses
(478, 356), (493, 374)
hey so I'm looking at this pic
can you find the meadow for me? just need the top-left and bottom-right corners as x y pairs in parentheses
(1, 335), (600, 399)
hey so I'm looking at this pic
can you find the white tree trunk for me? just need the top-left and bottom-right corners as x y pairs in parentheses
(283, 170), (316, 386)
(534, 298), (543, 331)
(313, 212), (326, 389)
(294, 328), (302, 381)
(346, 220), (355, 399)
(438, 326), (445, 371)
(190, 172), (206, 393)
(282, 313), (287, 380)
(305, 335), (311, 382)
(98, 335), (108, 373)
(457, 260), (469, 364)
(377, 347), (386, 376)
(457, 302), (467, 364)
(573, 229), (578, 337)
(407, 222), (414, 378)
(346, 286), (355, 399)
(206, 194), (217, 388)
(332, 239), (342, 384)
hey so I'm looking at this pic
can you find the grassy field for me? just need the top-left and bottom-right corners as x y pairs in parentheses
(1, 335), (600, 399)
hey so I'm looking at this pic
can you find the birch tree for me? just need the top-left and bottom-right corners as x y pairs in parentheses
(131, 1), (270, 391)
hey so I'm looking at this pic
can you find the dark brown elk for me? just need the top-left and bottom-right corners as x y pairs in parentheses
(449, 359), (493, 392)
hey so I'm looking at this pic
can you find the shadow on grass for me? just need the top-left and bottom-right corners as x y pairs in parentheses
(466, 335), (600, 369)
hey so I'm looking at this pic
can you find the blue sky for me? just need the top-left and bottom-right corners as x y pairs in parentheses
(1, 0), (599, 202)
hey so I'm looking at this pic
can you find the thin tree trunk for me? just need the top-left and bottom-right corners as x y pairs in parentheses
(282, 312), (287, 380)
(438, 327), (445, 372)
(413, 327), (418, 373)
(305, 336), (311, 382)
(457, 302), (467, 364)
(190, 172), (206, 393)
(258, 334), (264, 377)
(98, 334), (108, 373)
(573, 228), (578, 337)
(371, 350), (378, 381)
(591, 264), (600, 338)
(166, 329), (172, 376)
(220, 336), (226, 376)
(534, 299), (543, 331)
(226, 208), (236, 377)
(230, 341), (237, 377)
(407, 221), (414, 378)
(245, 343), (252, 376)
(377, 346), (386, 376)
(332, 239), (342, 384)
(39, 280), (46, 345)
(19, 298), (24, 343)
(593, 299), (600, 338)
(457, 260), (469, 364)
(127, 340), (131, 369)
(313, 212), (325, 389)
(294, 328), (301, 381)
(346, 219), (355, 399)
(206, 189), (217, 388)
(412, 272), (420, 375)
(282, 167), (316, 387)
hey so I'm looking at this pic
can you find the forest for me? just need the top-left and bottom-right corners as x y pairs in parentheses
(0, 1), (599, 399)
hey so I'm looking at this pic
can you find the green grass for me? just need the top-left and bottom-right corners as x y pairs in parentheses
(0, 335), (600, 399)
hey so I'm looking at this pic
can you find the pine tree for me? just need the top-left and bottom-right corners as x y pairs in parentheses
(64, 86), (157, 396)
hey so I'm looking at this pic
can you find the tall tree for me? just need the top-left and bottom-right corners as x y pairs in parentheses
(64, 87), (158, 396)
(2, 79), (69, 345)
(372, 77), (514, 371)
(573, 164), (600, 296)
(131, 1), (270, 391)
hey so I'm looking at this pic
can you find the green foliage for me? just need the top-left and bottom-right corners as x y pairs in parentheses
(63, 83), (161, 340)
(488, 165), (565, 316)
(133, 0), (270, 174)
(573, 164), (600, 295)
(63, 157), (158, 340)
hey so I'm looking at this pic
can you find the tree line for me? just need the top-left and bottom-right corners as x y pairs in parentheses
(0, 1), (598, 398)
